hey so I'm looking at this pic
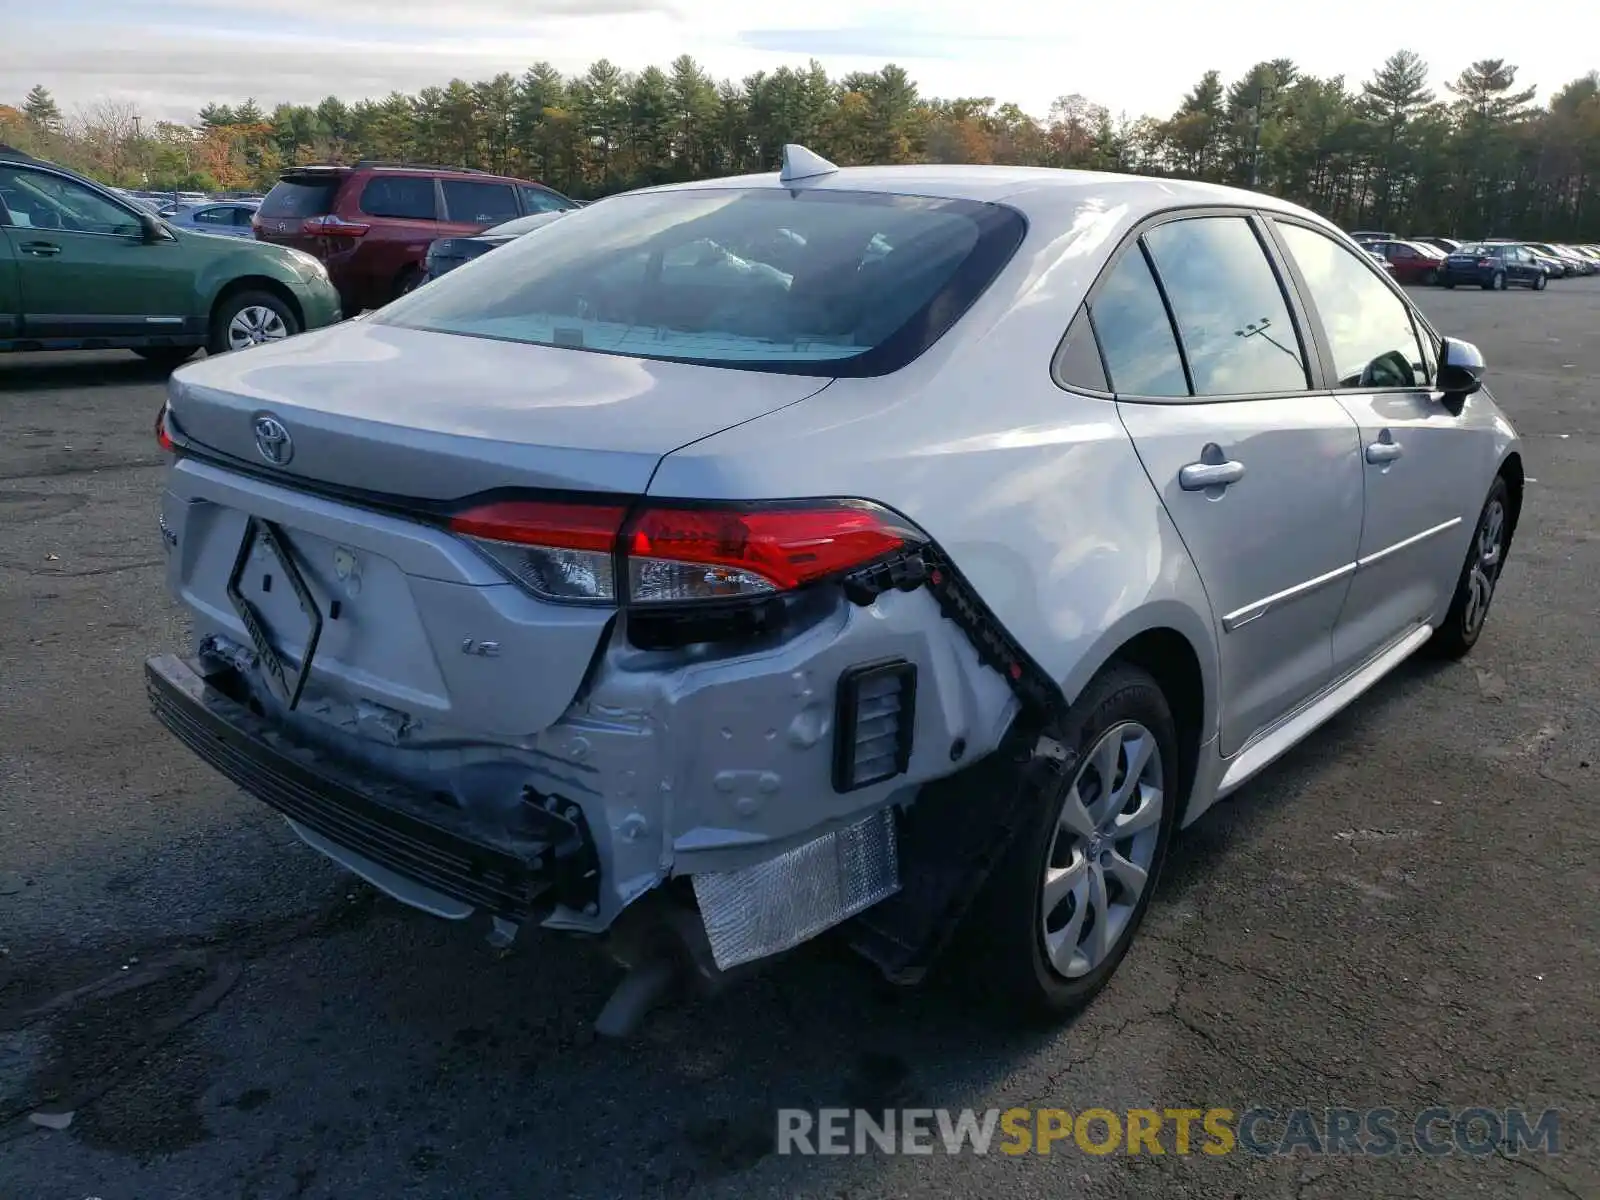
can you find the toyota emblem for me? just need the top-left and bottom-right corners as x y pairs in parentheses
(253, 414), (294, 466)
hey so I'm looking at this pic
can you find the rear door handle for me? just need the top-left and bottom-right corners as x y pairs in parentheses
(1179, 460), (1246, 491)
(19, 241), (61, 257)
(1366, 438), (1403, 464)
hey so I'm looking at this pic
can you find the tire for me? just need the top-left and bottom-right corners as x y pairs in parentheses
(1427, 476), (1513, 660)
(208, 290), (299, 356)
(957, 663), (1179, 1021)
(394, 267), (425, 301)
(1533, 272), (1547, 291)
(1423, 268), (1438, 285)
(132, 346), (198, 370)
(1442, 279), (1455, 289)
(1484, 271), (1505, 291)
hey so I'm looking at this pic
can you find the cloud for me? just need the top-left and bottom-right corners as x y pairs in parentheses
(738, 28), (1032, 61)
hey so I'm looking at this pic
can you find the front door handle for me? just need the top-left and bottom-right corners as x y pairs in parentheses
(1179, 459), (1246, 491)
(1366, 436), (1403, 464)
(19, 241), (61, 257)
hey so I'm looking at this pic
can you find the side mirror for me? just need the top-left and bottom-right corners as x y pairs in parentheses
(138, 212), (169, 243)
(1436, 336), (1484, 399)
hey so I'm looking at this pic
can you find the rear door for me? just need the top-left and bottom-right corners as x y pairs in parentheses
(1099, 210), (1365, 755)
(0, 225), (19, 340)
(439, 178), (520, 229)
(1269, 219), (1487, 677)
(353, 173), (441, 302)
(0, 163), (193, 339)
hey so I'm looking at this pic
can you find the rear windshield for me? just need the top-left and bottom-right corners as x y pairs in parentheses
(259, 177), (339, 219)
(376, 187), (1026, 376)
(1454, 243), (1498, 255)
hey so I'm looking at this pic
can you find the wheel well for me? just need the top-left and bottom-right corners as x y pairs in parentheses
(211, 276), (304, 332)
(1110, 628), (1204, 821)
(1499, 452), (1525, 541)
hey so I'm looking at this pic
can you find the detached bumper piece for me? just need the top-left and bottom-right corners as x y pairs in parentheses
(692, 807), (901, 970)
(144, 653), (568, 922)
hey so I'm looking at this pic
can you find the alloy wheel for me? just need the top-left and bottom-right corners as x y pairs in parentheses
(1041, 721), (1164, 979)
(226, 305), (289, 351)
(1462, 497), (1506, 637)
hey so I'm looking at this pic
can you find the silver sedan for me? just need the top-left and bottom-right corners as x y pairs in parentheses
(145, 148), (1522, 1030)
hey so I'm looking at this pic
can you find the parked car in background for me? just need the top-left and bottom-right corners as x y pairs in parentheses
(423, 209), (568, 282)
(1365, 239), (1446, 284)
(1348, 229), (1396, 243)
(1360, 244), (1398, 276)
(1547, 244), (1596, 275)
(1411, 236), (1461, 255)
(0, 145), (341, 365)
(146, 149), (1523, 1027)
(1517, 245), (1568, 278)
(164, 200), (261, 239)
(251, 161), (578, 314)
(1439, 242), (1546, 290)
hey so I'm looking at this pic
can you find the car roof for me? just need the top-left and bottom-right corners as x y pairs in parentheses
(632, 161), (1327, 225)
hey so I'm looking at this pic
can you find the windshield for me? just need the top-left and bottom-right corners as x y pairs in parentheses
(1454, 243), (1497, 255)
(377, 187), (1026, 376)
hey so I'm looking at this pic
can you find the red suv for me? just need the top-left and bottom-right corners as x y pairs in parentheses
(252, 161), (575, 314)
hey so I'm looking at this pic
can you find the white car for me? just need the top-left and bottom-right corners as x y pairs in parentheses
(147, 147), (1522, 1031)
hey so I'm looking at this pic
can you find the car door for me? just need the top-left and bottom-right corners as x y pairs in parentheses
(1095, 211), (1366, 756)
(0, 224), (19, 341)
(1269, 219), (1487, 679)
(0, 164), (193, 339)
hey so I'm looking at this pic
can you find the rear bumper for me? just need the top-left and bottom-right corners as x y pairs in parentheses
(145, 652), (582, 922)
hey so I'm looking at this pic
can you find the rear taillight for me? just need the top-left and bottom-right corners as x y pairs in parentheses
(1478, 258), (1494, 267)
(625, 503), (920, 604)
(449, 500), (627, 603)
(155, 404), (176, 453)
(301, 214), (370, 237)
(447, 499), (921, 606)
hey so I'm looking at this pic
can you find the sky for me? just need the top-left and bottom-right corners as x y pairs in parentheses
(2, 0), (1594, 126)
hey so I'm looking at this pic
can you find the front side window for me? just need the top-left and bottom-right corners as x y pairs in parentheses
(1143, 215), (1308, 396)
(0, 167), (141, 235)
(1276, 221), (1426, 389)
(378, 188), (1025, 376)
(1086, 245), (1189, 397)
(442, 180), (519, 225)
(358, 176), (437, 221)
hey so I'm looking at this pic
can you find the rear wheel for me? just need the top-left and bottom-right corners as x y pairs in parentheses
(1484, 271), (1506, 291)
(133, 346), (198, 370)
(1423, 268), (1438, 285)
(959, 664), (1178, 1021)
(1428, 476), (1512, 659)
(1442, 279), (1455, 289)
(209, 290), (298, 355)
(1533, 272), (1547, 291)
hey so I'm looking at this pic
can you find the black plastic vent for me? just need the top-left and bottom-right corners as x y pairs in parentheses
(833, 659), (917, 793)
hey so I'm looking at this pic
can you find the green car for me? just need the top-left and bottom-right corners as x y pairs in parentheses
(0, 146), (341, 367)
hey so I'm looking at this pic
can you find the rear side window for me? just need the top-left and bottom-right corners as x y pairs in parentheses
(1275, 222), (1426, 389)
(1143, 216), (1308, 395)
(376, 188), (1026, 377)
(442, 180), (519, 225)
(192, 206), (232, 226)
(1087, 246), (1189, 397)
(359, 176), (437, 221)
(259, 178), (338, 219)
(520, 184), (571, 214)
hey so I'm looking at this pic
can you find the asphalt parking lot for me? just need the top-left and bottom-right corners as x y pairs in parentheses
(2, 283), (1597, 1200)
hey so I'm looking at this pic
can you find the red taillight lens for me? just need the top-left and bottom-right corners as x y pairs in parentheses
(625, 502), (921, 605)
(448, 498), (921, 606)
(449, 501), (627, 603)
(1478, 258), (1494, 267)
(302, 214), (370, 237)
(155, 404), (176, 453)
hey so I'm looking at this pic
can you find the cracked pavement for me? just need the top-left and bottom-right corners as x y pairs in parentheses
(2, 283), (1597, 1198)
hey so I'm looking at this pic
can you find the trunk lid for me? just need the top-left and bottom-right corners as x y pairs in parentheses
(167, 320), (833, 498)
